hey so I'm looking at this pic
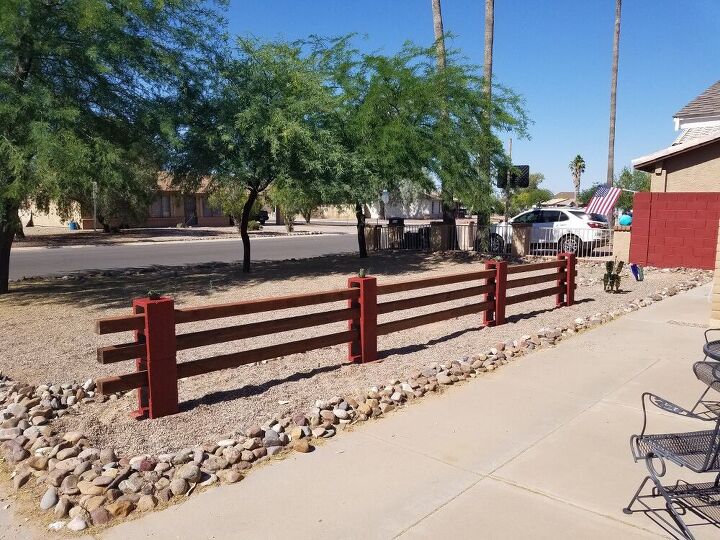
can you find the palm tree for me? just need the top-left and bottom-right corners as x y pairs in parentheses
(483, 0), (494, 101)
(606, 0), (622, 186)
(431, 0), (446, 70)
(569, 155), (586, 203)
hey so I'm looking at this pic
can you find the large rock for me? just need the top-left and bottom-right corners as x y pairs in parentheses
(106, 500), (134, 518)
(176, 463), (201, 483)
(78, 480), (105, 496)
(40, 487), (58, 511)
(169, 478), (189, 496)
(67, 516), (88, 531)
(136, 494), (157, 512)
(203, 456), (227, 472)
(90, 506), (111, 526)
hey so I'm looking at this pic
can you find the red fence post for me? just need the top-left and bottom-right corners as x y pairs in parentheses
(565, 253), (576, 306)
(347, 276), (377, 363)
(494, 261), (507, 325)
(484, 260), (507, 326)
(131, 296), (178, 419)
(556, 253), (576, 307)
(483, 260), (496, 326)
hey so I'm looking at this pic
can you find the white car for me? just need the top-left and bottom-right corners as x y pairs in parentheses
(489, 207), (611, 255)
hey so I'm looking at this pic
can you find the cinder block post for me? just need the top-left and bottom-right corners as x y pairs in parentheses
(131, 296), (178, 419)
(484, 260), (507, 326)
(347, 276), (377, 363)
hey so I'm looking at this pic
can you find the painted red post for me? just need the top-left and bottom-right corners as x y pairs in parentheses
(483, 260), (496, 326)
(131, 296), (178, 419)
(347, 276), (377, 363)
(556, 254), (566, 307)
(556, 253), (576, 307)
(565, 253), (576, 306)
(484, 260), (507, 326)
(494, 261), (507, 325)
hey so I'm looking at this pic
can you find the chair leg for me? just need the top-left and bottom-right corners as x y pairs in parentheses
(623, 475), (651, 514)
(625, 454), (696, 540)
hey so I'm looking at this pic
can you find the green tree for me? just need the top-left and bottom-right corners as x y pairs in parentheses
(616, 166), (649, 210)
(0, 0), (224, 293)
(177, 37), (345, 271)
(509, 172), (553, 214)
(569, 155), (586, 203)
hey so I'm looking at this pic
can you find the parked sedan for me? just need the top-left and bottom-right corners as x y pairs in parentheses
(489, 207), (610, 255)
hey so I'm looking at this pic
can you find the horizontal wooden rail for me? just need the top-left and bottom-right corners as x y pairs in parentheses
(377, 300), (494, 335)
(506, 285), (564, 306)
(96, 313), (145, 335)
(506, 260), (564, 275)
(506, 272), (558, 290)
(97, 329), (357, 394)
(377, 284), (493, 315)
(174, 288), (359, 324)
(97, 307), (359, 364)
(377, 269), (495, 296)
(176, 329), (356, 379)
(97, 370), (148, 394)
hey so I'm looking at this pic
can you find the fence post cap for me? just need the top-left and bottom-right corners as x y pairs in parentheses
(132, 296), (175, 308)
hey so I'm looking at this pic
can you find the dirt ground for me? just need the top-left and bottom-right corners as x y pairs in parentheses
(0, 252), (709, 455)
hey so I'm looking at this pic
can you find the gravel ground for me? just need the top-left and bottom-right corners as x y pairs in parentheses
(0, 252), (710, 455)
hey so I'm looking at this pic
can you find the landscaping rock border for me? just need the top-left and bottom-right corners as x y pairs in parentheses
(0, 267), (711, 532)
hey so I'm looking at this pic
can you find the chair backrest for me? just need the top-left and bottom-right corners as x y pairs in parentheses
(694, 361), (720, 394)
(702, 416), (720, 471)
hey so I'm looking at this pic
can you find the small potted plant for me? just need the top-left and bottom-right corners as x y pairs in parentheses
(603, 259), (624, 293)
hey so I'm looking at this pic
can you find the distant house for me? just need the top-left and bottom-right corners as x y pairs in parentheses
(632, 80), (720, 192)
(540, 192), (576, 207)
(20, 174), (232, 229)
(628, 80), (720, 271)
(368, 191), (444, 220)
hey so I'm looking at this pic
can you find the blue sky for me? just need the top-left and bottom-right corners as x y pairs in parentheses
(225, 0), (720, 194)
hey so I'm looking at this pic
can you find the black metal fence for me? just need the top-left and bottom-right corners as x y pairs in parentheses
(365, 223), (613, 258)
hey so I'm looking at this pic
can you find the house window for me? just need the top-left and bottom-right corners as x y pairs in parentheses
(202, 196), (224, 218)
(150, 194), (172, 218)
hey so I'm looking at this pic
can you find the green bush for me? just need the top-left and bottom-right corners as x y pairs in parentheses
(247, 220), (261, 231)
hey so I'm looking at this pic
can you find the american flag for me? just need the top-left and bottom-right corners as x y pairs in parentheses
(585, 185), (622, 215)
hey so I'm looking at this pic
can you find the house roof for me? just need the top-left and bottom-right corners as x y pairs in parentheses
(673, 125), (720, 145)
(632, 131), (720, 171)
(157, 173), (213, 193)
(674, 80), (720, 119)
(554, 191), (575, 200)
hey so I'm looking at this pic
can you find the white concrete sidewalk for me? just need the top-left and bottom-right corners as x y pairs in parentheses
(3, 284), (715, 539)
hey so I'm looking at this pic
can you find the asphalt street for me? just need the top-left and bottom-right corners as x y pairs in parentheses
(9, 234), (357, 280)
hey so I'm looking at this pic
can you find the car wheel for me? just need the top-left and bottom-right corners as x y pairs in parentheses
(559, 234), (582, 255)
(489, 233), (505, 254)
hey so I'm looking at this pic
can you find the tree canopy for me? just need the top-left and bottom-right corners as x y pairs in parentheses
(0, 0), (225, 292)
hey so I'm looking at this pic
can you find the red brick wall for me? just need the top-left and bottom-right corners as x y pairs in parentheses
(629, 192), (720, 269)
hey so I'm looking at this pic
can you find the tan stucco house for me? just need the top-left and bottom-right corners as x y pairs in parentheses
(632, 80), (720, 191)
(20, 175), (231, 229)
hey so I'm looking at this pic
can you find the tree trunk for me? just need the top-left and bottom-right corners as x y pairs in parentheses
(431, 0), (446, 71)
(0, 202), (20, 294)
(607, 0), (622, 187)
(355, 202), (367, 259)
(240, 189), (258, 273)
(483, 0), (494, 101)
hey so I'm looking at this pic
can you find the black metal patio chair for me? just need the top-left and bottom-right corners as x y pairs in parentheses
(641, 362), (720, 423)
(704, 329), (720, 362)
(624, 397), (720, 539)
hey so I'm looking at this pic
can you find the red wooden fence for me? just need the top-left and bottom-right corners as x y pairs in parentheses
(95, 254), (576, 419)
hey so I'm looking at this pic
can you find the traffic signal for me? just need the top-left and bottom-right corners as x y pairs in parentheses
(496, 164), (530, 189)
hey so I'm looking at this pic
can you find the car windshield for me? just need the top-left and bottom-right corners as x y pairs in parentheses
(569, 210), (608, 223)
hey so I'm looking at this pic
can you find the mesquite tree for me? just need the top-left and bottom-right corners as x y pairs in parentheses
(0, 0), (224, 293)
(177, 38), (345, 272)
